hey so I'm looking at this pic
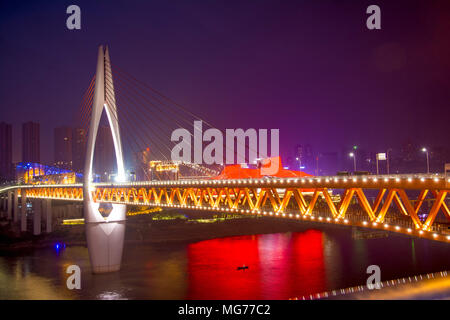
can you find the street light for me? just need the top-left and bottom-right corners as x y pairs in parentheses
(349, 152), (356, 172)
(422, 147), (429, 174)
(295, 157), (301, 170)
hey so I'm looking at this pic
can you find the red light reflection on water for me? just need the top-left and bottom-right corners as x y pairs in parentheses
(187, 230), (326, 299)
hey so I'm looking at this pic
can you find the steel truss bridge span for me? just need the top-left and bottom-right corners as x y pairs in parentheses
(4, 174), (450, 243)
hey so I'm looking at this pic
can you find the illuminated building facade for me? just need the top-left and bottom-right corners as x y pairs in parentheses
(22, 121), (40, 163)
(152, 160), (179, 180)
(15, 162), (80, 184)
(134, 147), (151, 180)
(294, 144), (314, 173)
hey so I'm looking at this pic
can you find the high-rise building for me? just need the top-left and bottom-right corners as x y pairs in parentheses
(134, 147), (151, 180)
(294, 144), (304, 170)
(0, 122), (13, 181)
(54, 127), (73, 169)
(294, 144), (314, 173)
(72, 128), (87, 173)
(94, 126), (115, 181)
(22, 121), (40, 163)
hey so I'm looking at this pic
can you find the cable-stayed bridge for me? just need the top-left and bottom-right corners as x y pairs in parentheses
(0, 46), (449, 274)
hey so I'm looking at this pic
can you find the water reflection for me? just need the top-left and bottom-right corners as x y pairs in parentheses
(0, 258), (75, 299)
(0, 228), (448, 299)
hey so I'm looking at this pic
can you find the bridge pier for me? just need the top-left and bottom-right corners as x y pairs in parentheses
(0, 196), (4, 218)
(0, 195), (5, 218)
(20, 190), (27, 232)
(44, 199), (52, 233)
(13, 189), (19, 223)
(33, 200), (41, 236)
(85, 208), (126, 274)
(7, 191), (12, 220)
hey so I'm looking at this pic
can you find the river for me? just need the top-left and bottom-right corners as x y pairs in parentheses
(0, 226), (449, 299)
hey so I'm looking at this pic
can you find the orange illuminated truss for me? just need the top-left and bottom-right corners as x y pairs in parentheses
(19, 175), (450, 238)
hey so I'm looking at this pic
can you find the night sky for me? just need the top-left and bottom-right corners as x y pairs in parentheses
(1, 0), (449, 164)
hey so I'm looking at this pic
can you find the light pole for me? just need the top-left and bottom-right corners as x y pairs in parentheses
(386, 148), (392, 174)
(349, 152), (356, 172)
(422, 147), (429, 174)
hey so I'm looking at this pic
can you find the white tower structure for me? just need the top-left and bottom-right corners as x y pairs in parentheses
(83, 46), (126, 273)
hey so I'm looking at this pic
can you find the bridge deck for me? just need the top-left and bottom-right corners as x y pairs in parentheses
(1, 174), (449, 242)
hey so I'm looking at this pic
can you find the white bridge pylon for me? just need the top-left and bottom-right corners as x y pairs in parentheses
(83, 45), (126, 273)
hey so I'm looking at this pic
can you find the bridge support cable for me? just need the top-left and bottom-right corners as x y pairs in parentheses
(107, 72), (234, 177)
(80, 90), (95, 134)
(102, 95), (153, 180)
(105, 69), (231, 177)
(103, 87), (166, 180)
(104, 83), (170, 160)
(109, 64), (260, 166)
(112, 64), (214, 128)
(105, 69), (199, 160)
(102, 72), (162, 181)
(107, 68), (205, 131)
(104, 77), (176, 159)
(74, 75), (95, 132)
(112, 66), (259, 164)
(74, 75), (95, 124)
(106, 69), (197, 146)
(106, 71), (220, 179)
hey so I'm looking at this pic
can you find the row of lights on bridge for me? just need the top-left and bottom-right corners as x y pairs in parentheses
(3, 175), (447, 192)
(90, 175), (447, 187)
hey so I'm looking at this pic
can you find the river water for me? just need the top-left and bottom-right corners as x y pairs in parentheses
(0, 227), (449, 299)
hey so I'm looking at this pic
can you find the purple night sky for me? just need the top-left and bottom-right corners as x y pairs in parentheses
(0, 0), (449, 164)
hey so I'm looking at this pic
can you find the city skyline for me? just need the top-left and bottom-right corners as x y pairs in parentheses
(1, 120), (448, 180)
(1, 0), (449, 165)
